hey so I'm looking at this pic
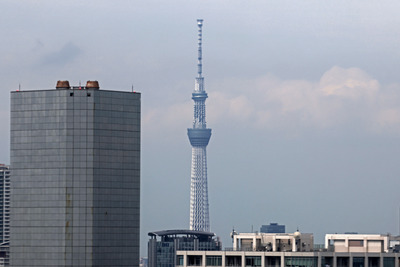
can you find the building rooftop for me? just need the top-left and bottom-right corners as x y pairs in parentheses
(148, 229), (215, 238)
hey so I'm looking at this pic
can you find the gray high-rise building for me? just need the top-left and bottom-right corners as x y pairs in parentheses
(10, 81), (140, 266)
(0, 164), (10, 244)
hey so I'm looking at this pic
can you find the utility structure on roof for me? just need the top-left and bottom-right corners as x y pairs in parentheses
(188, 19), (212, 232)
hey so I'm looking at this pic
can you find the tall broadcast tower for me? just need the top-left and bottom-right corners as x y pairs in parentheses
(188, 19), (212, 232)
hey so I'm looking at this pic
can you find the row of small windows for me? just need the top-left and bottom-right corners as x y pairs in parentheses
(177, 256), (397, 267)
(11, 104), (140, 113)
(12, 94), (139, 103)
(11, 110), (139, 119)
(12, 93), (139, 102)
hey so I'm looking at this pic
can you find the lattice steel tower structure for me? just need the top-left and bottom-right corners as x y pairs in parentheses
(188, 19), (212, 232)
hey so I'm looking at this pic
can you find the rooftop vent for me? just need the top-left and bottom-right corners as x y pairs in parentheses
(86, 80), (100, 90)
(56, 80), (70, 89)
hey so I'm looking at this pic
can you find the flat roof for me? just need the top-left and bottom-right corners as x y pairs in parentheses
(148, 229), (215, 237)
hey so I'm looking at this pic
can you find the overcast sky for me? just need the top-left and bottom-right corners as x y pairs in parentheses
(2, 0), (400, 257)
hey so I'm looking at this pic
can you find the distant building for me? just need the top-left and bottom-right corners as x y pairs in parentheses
(177, 233), (400, 267)
(232, 231), (313, 252)
(0, 165), (10, 266)
(140, 257), (148, 267)
(148, 230), (221, 267)
(0, 242), (9, 267)
(325, 234), (396, 253)
(260, 223), (285, 234)
(0, 165), (10, 244)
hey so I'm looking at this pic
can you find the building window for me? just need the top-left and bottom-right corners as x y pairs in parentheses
(226, 256), (241, 267)
(337, 257), (349, 267)
(383, 258), (394, 267)
(188, 256), (202, 266)
(353, 257), (364, 267)
(320, 257), (333, 267)
(177, 255), (184, 266)
(285, 257), (318, 267)
(368, 257), (379, 267)
(206, 256), (222, 266)
(246, 256), (261, 267)
(266, 256), (281, 267)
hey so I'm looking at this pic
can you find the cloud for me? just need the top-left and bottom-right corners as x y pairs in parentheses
(143, 66), (400, 136)
(319, 66), (379, 99)
(39, 42), (82, 67)
(143, 101), (192, 135)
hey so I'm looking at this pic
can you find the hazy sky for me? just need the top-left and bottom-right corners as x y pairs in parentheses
(2, 0), (400, 257)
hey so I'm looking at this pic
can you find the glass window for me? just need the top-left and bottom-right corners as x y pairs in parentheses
(383, 258), (394, 267)
(246, 256), (261, 267)
(226, 256), (242, 267)
(177, 255), (184, 266)
(285, 256), (318, 267)
(206, 256), (222, 266)
(353, 257), (364, 267)
(337, 257), (349, 267)
(188, 256), (202, 266)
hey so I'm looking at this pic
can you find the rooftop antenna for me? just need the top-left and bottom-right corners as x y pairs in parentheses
(17, 83), (21, 92)
(132, 84), (134, 93)
(197, 19), (203, 80)
(230, 227), (237, 244)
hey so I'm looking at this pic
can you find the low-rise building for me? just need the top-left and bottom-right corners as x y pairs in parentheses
(177, 233), (400, 267)
(325, 234), (396, 253)
(232, 231), (313, 252)
(148, 230), (221, 267)
(177, 249), (400, 267)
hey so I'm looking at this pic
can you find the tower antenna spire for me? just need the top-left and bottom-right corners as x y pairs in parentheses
(188, 19), (212, 232)
(197, 19), (203, 79)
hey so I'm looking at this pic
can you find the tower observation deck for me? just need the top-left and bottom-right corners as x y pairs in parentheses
(188, 19), (211, 232)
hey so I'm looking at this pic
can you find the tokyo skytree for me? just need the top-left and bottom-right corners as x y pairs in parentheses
(188, 19), (212, 232)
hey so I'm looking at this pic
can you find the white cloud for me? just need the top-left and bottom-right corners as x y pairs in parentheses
(142, 101), (192, 135)
(143, 66), (400, 136)
(319, 66), (379, 99)
(370, 105), (400, 135)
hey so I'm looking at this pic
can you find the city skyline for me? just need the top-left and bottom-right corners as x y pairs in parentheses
(1, 1), (400, 257)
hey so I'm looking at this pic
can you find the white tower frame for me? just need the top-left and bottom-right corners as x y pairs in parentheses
(187, 19), (211, 232)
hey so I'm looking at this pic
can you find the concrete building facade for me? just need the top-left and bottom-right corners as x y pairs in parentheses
(10, 81), (140, 266)
(176, 250), (400, 267)
(325, 234), (392, 253)
(177, 234), (400, 267)
(232, 232), (314, 252)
